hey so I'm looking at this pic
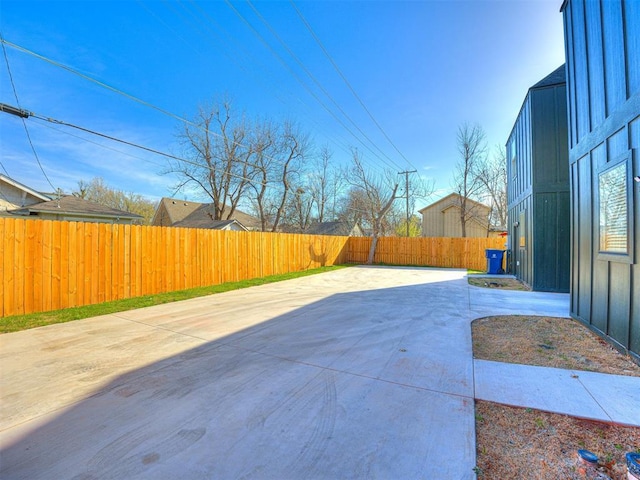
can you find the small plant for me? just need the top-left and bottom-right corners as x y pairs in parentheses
(534, 418), (545, 428)
(472, 466), (484, 476)
(475, 413), (485, 422)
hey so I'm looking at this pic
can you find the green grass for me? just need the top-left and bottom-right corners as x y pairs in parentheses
(1, 265), (350, 334)
(371, 262), (440, 268)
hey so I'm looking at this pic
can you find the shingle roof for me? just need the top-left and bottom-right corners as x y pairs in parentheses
(306, 221), (361, 236)
(171, 203), (261, 230)
(154, 197), (203, 225)
(11, 195), (142, 219)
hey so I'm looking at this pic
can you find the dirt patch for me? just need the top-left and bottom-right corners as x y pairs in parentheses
(467, 276), (530, 291)
(473, 315), (640, 376)
(473, 315), (640, 479)
(475, 401), (640, 479)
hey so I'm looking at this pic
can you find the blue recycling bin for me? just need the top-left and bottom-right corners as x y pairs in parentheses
(485, 249), (505, 274)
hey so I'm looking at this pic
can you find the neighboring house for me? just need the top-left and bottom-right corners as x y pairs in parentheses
(8, 195), (143, 224)
(0, 174), (50, 212)
(173, 215), (248, 232)
(419, 193), (496, 238)
(151, 197), (260, 230)
(561, 1), (640, 361)
(506, 65), (570, 293)
(151, 198), (201, 227)
(305, 221), (364, 237)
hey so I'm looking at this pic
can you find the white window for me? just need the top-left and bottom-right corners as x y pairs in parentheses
(598, 152), (633, 261)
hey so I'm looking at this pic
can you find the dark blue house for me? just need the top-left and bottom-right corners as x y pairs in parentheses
(506, 65), (570, 292)
(561, 0), (640, 361)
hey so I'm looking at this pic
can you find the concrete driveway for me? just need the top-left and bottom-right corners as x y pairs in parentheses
(0, 266), (568, 479)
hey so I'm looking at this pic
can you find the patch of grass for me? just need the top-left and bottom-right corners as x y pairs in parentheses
(0, 265), (350, 334)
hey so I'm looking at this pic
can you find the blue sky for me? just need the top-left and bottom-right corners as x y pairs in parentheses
(0, 0), (565, 209)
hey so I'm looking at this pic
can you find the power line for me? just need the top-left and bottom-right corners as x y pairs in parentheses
(222, 1), (392, 175)
(0, 102), (270, 188)
(1, 31), (391, 183)
(290, 0), (419, 172)
(0, 37), (288, 171)
(1, 33), (57, 191)
(245, 0), (403, 172)
(33, 118), (166, 169)
(136, 0), (360, 172)
(0, 33), (385, 183)
(179, 0), (383, 172)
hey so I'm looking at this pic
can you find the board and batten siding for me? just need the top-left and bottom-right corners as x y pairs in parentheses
(562, 0), (640, 360)
(506, 66), (570, 293)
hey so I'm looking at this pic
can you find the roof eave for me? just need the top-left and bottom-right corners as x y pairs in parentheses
(27, 208), (141, 219)
(0, 174), (51, 202)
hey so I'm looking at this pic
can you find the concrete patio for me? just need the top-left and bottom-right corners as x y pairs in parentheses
(2, 266), (634, 480)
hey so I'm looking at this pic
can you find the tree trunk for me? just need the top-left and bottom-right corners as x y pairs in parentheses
(367, 234), (378, 265)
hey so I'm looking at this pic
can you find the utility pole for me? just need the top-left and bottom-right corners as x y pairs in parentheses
(398, 170), (417, 237)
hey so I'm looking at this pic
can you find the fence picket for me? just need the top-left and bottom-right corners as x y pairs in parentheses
(1, 218), (505, 317)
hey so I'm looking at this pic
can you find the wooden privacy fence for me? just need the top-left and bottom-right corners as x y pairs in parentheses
(346, 236), (506, 269)
(1, 218), (506, 317)
(0, 218), (349, 317)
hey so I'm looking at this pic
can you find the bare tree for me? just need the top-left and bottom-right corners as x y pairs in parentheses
(452, 123), (487, 237)
(268, 121), (308, 232)
(338, 187), (370, 228)
(346, 150), (400, 264)
(476, 145), (508, 231)
(167, 98), (254, 220)
(285, 186), (314, 232)
(73, 177), (157, 225)
(308, 145), (342, 223)
(247, 119), (276, 231)
(246, 120), (310, 232)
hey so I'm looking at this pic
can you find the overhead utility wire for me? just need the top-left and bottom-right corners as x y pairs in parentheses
(246, 0), (402, 172)
(180, 0), (362, 164)
(1, 33), (57, 191)
(223, 0), (392, 174)
(0, 103), (269, 188)
(34, 119), (166, 168)
(0, 38), (285, 171)
(140, 0), (342, 163)
(290, 0), (419, 172)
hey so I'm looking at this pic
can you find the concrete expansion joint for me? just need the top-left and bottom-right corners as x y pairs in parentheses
(572, 372), (614, 423)
(112, 313), (210, 343)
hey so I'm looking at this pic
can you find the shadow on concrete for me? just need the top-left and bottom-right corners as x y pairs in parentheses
(1, 271), (477, 479)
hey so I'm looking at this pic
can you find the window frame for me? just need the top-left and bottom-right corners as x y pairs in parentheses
(596, 150), (634, 264)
